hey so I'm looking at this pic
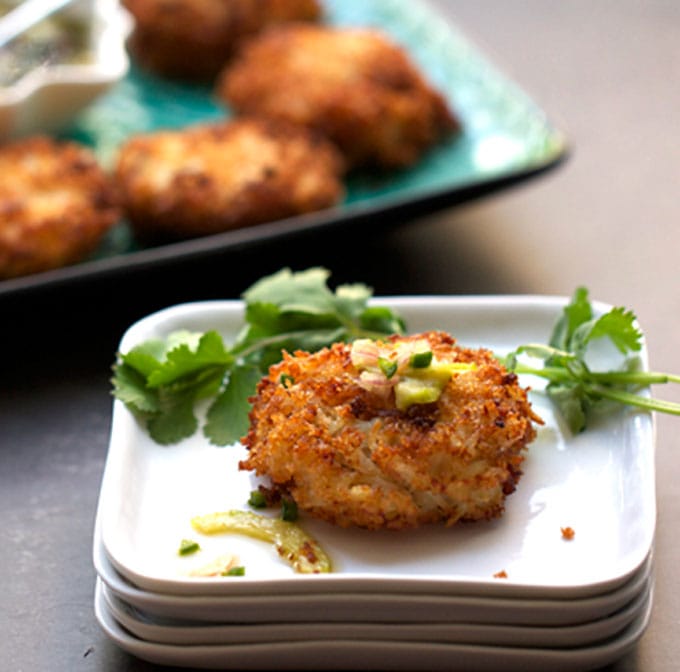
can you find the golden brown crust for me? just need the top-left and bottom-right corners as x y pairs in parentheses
(218, 24), (460, 169)
(123, 0), (322, 81)
(114, 117), (345, 242)
(0, 137), (120, 279)
(241, 331), (541, 530)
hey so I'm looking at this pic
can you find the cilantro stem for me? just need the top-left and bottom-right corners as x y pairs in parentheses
(232, 332), (307, 360)
(233, 329), (345, 362)
(589, 371), (680, 385)
(584, 384), (680, 416)
(233, 326), (394, 362)
(511, 362), (680, 416)
(513, 363), (680, 387)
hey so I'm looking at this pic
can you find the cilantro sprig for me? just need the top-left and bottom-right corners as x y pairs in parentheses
(111, 268), (405, 445)
(113, 274), (680, 445)
(504, 287), (680, 433)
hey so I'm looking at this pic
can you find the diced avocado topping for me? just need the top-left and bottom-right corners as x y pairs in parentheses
(351, 338), (476, 410)
(408, 360), (475, 384)
(394, 378), (442, 410)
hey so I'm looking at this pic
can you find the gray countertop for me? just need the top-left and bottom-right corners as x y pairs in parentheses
(2, 1), (678, 670)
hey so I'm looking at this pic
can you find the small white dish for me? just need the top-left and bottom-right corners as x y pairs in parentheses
(94, 579), (653, 672)
(98, 297), (656, 600)
(100, 577), (651, 649)
(0, 0), (131, 138)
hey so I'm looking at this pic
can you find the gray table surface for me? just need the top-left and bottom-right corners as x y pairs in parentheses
(2, 1), (678, 670)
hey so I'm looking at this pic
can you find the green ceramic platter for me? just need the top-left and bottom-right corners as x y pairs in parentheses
(1, 0), (567, 295)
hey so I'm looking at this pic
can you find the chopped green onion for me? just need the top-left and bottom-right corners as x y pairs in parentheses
(410, 351), (433, 368)
(178, 539), (200, 556)
(248, 489), (268, 508)
(280, 373), (295, 388)
(378, 357), (398, 379)
(281, 498), (298, 522)
(223, 566), (246, 576)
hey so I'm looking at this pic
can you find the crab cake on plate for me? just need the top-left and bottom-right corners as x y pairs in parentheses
(0, 137), (120, 280)
(241, 331), (542, 531)
(114, 118), (345, 242)
(123, 0), (322, 81)
(218, 24), (460, 169)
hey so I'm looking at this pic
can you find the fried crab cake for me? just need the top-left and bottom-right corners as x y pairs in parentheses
(218, 24), (460, 169)
(123, 0), (322, 81)
(241, 331), (542, 531)
(114, 118), (345, 242)
(0, 137), (120, 280)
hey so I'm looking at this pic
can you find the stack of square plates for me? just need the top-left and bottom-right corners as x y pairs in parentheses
(94, 297), (656, 671)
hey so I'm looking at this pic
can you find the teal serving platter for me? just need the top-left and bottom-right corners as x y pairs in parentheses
(0, 0), (567, 296)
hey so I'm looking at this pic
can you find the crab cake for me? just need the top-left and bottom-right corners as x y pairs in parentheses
(123, 0), (322, 81)
(114, 118), (345, 242)
(218, 24), (460, 169)
(0, 137), (120, 280)
(241, 331), (542, 531)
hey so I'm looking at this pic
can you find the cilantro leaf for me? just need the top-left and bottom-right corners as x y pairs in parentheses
(112, 330), (233, 444)
(111, 361), (160, 415)
(204, 365), (262, 446)
(147, 386), (200, 445)
(147, 331), (232, 396)
(545, 383), (588, 434)
(233, 267), (403, 372)
(242, 267), (339, 318)
(111, 267), (406, 446)
(576, 307), (643, 354)
(506, 287), (680, 433)
(549, 286), (592, 352)
(359, 305), (407, 335)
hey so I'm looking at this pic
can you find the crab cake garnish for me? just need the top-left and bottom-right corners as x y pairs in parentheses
(123, 0), (322, 81)
(241, 331), (542, 531)
(0, 137), (120, 280)
(218, 24), (460, 169)
(114, 118), (345, 242)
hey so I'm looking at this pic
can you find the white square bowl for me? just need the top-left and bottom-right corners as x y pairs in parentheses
(0, 0), (131, 138)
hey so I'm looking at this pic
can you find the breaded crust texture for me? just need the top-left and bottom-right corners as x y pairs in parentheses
(0, 137), (119, 279)
(241, 332), (541, 531)
(123, 0), (322, 80)
(218, 24), (460, 169)
(114, 118), (345, 242)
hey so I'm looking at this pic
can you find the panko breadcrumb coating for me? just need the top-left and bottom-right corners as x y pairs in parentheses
(241, 331), (542, 531)
(218, 24), (460, 169)
(114, 118), (345, 242)
(0, 137), (120, 280)
(123, 0), (322, 81)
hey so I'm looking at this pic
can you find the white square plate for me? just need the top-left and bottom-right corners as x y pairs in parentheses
(98, 297), (656, 599)
(99, 576), (651, 648)
(94, 579), (653, 672)
(94, 519), (652, 625)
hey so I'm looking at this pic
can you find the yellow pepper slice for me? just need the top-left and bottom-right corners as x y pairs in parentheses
(191, 510), (331, 574)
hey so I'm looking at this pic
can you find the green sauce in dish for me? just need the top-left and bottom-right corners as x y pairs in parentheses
(0, 0), (92, 87)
